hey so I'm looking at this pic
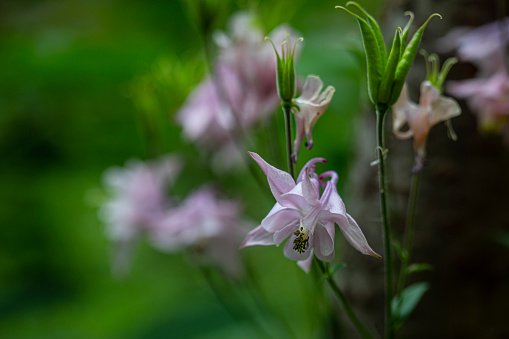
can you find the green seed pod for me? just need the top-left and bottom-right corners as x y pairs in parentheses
(378, 28), (402, 104)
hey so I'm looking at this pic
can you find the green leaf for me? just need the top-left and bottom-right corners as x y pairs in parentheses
(405, 263), (433, 275)
(377, 28), (401, 104)
(337, 6), (383, 104)
(388, 13), (441, 105)
(391, 282), (430, 327)
(346, 2), (387, 63)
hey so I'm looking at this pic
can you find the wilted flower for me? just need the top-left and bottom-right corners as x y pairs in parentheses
(393, 53), (461, 172)
(291, 75), (335, 163)
(151, 187), (249, 277)
(241, 152), (379, 273)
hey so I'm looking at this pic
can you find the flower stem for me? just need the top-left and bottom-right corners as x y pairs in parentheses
(376, 105), (394, 339)
(314, 259), (373, 339)
(397, 170), (421, 295)
(282, 102), (295, 179)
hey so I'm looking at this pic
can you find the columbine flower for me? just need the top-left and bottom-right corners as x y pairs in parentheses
(393, 53), (461, 172)
(151, 187), (249, 277)
(448, 71), (509, 138)
(99, 155), (182, 275)
(177, 12), (300, 168)
(240, 152), (379, 273)
(438, 19), (509, 76)
(291, 75), (335, 163)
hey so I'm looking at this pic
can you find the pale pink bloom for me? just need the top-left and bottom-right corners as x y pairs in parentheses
(151, 187), (248, 277)
(393, 81), (461, 171)
(177, 12), (300, 165)
(241, 152), (379, 273)
(447, 71), (509, 132)
(438, 19), (509, 76)
(291, 75), (335, 163)
(100, 155), (182, 242)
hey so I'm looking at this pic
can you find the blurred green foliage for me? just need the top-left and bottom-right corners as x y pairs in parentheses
(0, 0), (381, 338)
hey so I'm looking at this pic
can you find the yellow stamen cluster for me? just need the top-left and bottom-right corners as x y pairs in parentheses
(293, 226), (310, 254)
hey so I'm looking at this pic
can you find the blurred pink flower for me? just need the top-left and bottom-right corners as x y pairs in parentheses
(241, 152), (379, 273)
(393, 81), (461, 171)
(151, 187), (249, 277)
(448, 71), (509, 135)
(438, 19), (509, 76)
(100, 155), (182, 242)
(177, 12), (300, 167)
(291, 75), (335, 163)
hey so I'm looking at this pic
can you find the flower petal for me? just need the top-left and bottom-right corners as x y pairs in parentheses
(297, 250), (314, 273)
(419, 81), (440, 110)
(392, 83), (415, 140)
(297, 157), (327, 183)
(299, 75), (324, 101)
(339, 214), (381, 258)
(283, 233), (314, 261)
(249, 152), (296, 204)
(274, 223), (298, 246)
(429, 96), (462, 126)
(240, 225), (275, 248)
(261, 203), (300, 233)
(292, 107), (305, 163)
(301, 168), (320, 206)
(314, 222), (335, 262)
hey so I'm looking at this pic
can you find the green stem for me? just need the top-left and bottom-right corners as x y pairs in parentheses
(282, 102), (295, 179)
(315, 259), (373, 339)
(376, 105), (393, 339)
(397, 170), (421, 295)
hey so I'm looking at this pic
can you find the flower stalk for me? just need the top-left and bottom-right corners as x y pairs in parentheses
(282, 102), (295, 179)
(376, 104), (394, 339)
(314, 259), (373, 339)
(397, 170), (421, 295)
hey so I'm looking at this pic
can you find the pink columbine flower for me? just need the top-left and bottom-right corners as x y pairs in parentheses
(448, 70), (509, 136)
(151, 187), (248, 277)
(241, 152), (379, 273)
(291, 75), (335, 163)
(438, 19), (509, 76)
(177, 12), (300, 168)
(100, 155), (182, 242)
(393, 81), (461, 172)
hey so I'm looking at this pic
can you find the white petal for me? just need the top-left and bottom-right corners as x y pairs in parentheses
(314, 222), (335, 261)
(299, 75), (324, 101)
(261, 203), (300, 233)
(240, 225), (275, 248)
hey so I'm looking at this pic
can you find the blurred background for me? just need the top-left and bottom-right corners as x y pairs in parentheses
(0, 0), (508, 338)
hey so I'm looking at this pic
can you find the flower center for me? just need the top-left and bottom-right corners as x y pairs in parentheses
(293, 226), (310, 254)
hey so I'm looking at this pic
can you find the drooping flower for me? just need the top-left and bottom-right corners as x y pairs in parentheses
(151, 186), (249, 277)
(291, 75), (335, 163)
(241, 152), (379, 273)
(392, 53), (461, 172)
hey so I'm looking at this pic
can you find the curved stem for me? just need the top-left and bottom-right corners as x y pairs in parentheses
(397, 171), (421, 295)
(282, 103), (295, 179)
(376, 105), (394, 339)
(315, 259), (373, 339)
